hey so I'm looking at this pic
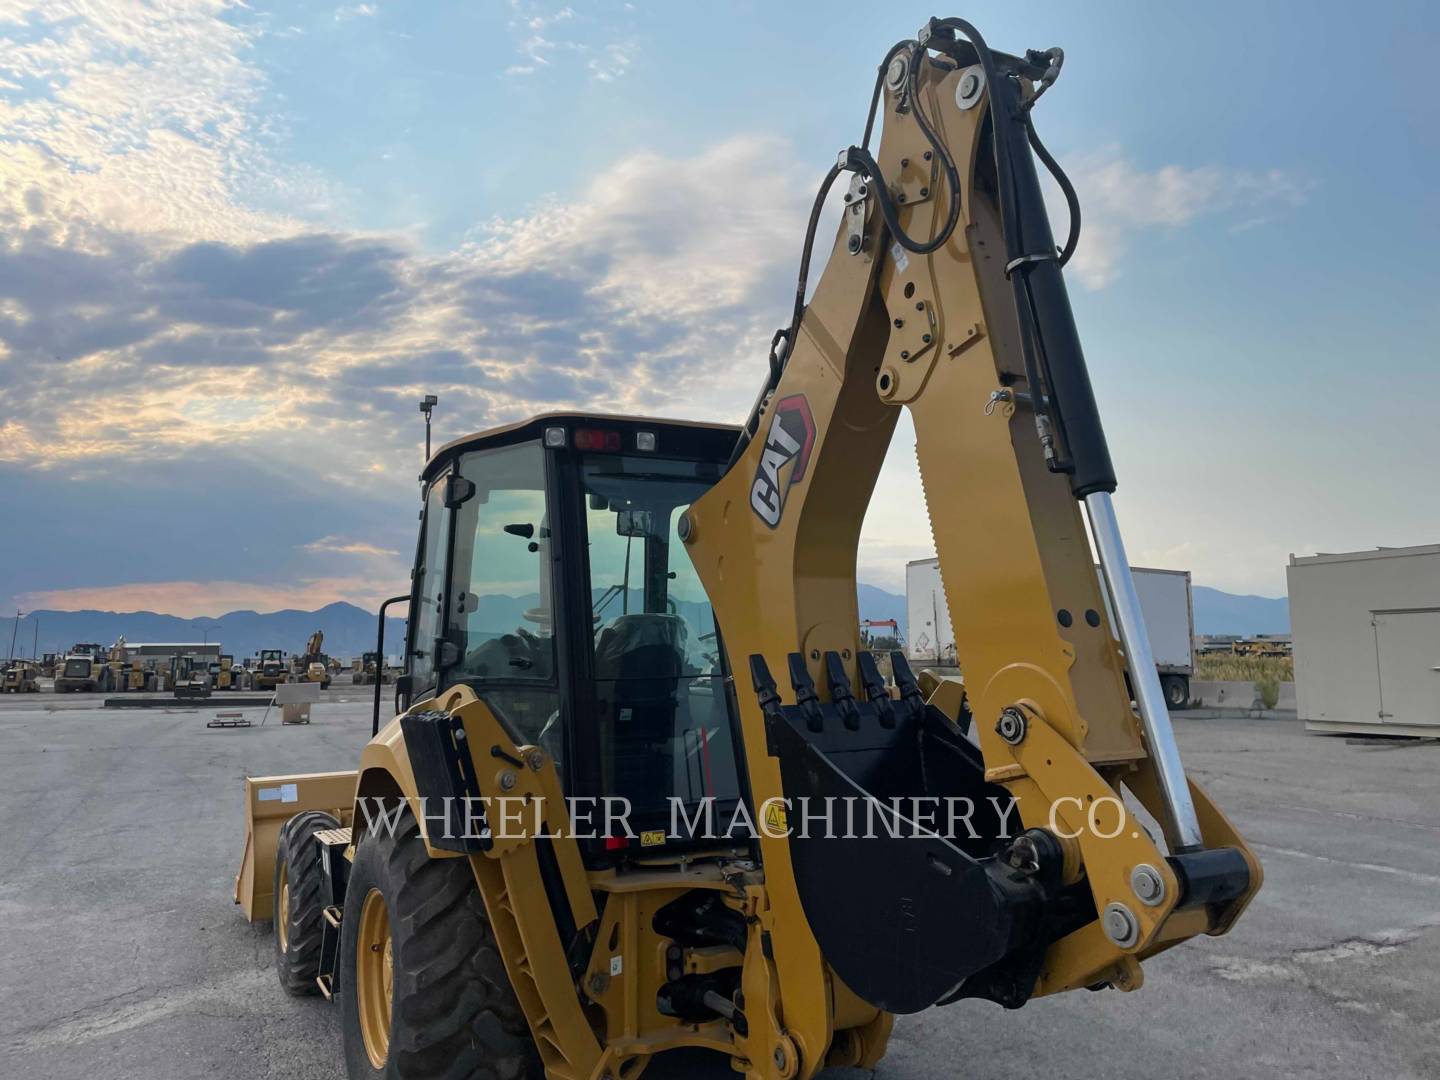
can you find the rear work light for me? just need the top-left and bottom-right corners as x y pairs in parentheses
(574, 428), (622, 452)
(635, 430), (657, 452)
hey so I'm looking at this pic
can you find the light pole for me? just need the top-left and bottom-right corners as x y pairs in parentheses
(419, 395), (438, 462)
(7, 610), (21, 661)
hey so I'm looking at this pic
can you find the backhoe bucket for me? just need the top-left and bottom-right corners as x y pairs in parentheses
(233, 771), (357, 921)
(751, 652), (1075, 1013)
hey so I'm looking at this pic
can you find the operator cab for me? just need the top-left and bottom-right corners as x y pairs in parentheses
(401, 413), (746, 862)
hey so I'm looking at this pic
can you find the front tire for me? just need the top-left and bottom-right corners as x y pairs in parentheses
(340, 810), (538, 1080)
(274, 810), (341, 995)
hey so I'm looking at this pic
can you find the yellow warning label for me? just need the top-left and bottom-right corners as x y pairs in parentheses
(764, 802), (788, 834)
(640, 829), (666, 848)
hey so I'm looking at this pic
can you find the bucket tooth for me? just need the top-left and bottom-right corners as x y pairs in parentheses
(822, 651), (861, 731)
(787, 653), (825, 733)
(890, 651), (926, 714)
(855, 651), (895, 728)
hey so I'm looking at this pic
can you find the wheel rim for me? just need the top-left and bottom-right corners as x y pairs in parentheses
(357, 887), (393, 1069)
(277, 863), (291, 952)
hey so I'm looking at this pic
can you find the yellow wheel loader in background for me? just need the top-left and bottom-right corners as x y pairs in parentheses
(53, 643), (111, 693)
(235, 18), (1260, 1080)
(1, 660), (40, 693)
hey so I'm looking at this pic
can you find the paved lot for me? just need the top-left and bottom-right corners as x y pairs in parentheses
(1, 695), (1437, 1079)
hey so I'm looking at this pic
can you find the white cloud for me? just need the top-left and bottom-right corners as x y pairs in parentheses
(526, 6), (574, 31)
(0, 133), (812, 475)
(334, 3), (378, 21)
(0, 0), (328, 245)
(302, 536), (400, 557)
(501, 1), (633, 81)
(1051, 149), (1310, 289)
(588, 42), (633, 82)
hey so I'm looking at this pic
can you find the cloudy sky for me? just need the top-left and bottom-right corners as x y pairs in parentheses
(1, 0), (1435, 618)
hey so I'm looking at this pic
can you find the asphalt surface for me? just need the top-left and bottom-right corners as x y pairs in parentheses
(1, 692), (1437, 1079)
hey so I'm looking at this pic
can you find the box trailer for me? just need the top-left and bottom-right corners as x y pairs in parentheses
(907, 558), (1195, 707)
(906, 558), (955, 668)
(1288, 544), (1440, 737)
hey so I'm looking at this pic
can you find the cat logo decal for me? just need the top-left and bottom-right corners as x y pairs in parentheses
(749, 394), (815, 528)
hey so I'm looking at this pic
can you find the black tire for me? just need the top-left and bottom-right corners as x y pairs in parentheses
(340, 810), (538, 1080)
(1162, 674), (1189, 710)
(274, 809), (341, 995)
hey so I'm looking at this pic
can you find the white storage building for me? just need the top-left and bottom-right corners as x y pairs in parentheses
(1288, 544), (1440, 736)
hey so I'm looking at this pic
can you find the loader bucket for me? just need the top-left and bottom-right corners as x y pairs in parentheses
(233, 771), (357, 921)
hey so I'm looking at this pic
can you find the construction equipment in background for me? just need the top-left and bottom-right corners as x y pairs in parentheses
(39, 653), (56, 678)
(210, 654), (238, 691)
(351, 651), (389, 686)
(171, 655), (212, 698)
(295, 631), (331, 689)
(235, 19), (1259, 1080)
(118, 662), (152, 692)
(1, 660), (40, 693)
(53, 643), (110, 693)
(1233, 636), (1292, 658)
(301, 661), (331, 689)
(104, 638), (155, 693)
(254, 649), (288, 692)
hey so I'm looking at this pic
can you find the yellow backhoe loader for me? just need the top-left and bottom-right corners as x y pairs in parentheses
(297, 631), (332, 689)
(254, 648), (288, 692)
(352, 651), (390, 686)
(235, 18), (1259, 1079)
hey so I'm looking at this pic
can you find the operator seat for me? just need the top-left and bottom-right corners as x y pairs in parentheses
(594, 614), (690, 810)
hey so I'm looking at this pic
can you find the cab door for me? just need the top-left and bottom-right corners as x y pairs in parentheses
(435, 441), (563, 759)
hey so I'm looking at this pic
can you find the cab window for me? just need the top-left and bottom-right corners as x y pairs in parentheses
(580, 454), (739, 821)
(445, 441), (560, 756)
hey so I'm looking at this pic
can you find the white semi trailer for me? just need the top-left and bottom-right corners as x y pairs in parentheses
(905, 558), (1196, 708)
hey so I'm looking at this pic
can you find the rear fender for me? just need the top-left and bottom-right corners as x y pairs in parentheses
(349, 684), (483, 860)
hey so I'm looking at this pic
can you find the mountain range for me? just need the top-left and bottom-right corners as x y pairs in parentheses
(6, 583), (1288, 662)
(9, 602), (406, 663)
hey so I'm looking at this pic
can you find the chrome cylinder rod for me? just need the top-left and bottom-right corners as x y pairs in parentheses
(1085, 491), (1204, 851)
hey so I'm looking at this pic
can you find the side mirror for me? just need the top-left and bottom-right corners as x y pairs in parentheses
(616, 509), (653, 537)
(444, 474), (476, 509)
